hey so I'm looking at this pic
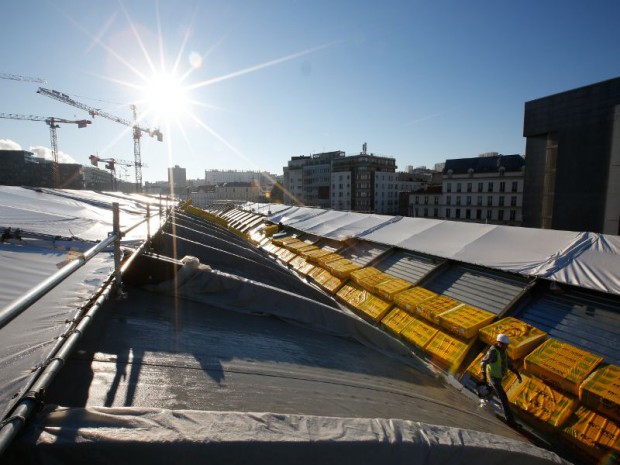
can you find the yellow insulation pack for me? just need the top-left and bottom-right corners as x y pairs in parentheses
(275, 249), (297, 263)
(478, 317), (547, 360)
(325, 258), (362, 279)
(357, 295), (393, 323)
(439, 304), (495, 340)
(580, 364), (620, 422)
(524, 339), (603, 396)
(281, 239), (303, 251)
(357, 271), (392, 293)
(317, 253), (343, 268)
(297, 261), (316, 276)
(303, 248), (335, 263)
(400, 316), (439, 350)
(272, 236), (299, 247)
(393, 286), (437, 311)
(263, 243), (281, 254)
(561, 405), (620, 456)
(350, 267), (383, 285)
(424, 330), (475, 372)
(506, 373), (577, 428)
(309, 268), (344, 295)
(298, 245), (320, 258)
(381, 308), (418, 336)
(263, 224), (279, 237)
(415, 295), (461, 325)
(373, 278), (412, 302)
(336, 283), (370, 308)
(289, 255), (306, 270)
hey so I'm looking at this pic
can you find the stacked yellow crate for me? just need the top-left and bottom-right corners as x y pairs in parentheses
(310, 268), (345, 294)
(414, 295), (461, 325)
(274, 247), (297, 263)
(561, 405), (620, 459)
(424, 330), (476, 373)
(580, 364), (620, 422)
(400, 315), (440, 351)
(393, 287), (437, 312)
(506, 372), (578, 428)
(304, 248), (336, 263)
(381, 307), (419, 336)
(478, 317), (547, 360)
(317, 253), (344, 268)
(438, 304), (495, 340)
(524, 339), (603, 397)
(298, 245), (320, 259)
(374, 277), (412, 302)
(336, 282), (392, 323)
(325, 258), (362, 279)
(349, 267), (383, 285)
(354, 269), (392, 293)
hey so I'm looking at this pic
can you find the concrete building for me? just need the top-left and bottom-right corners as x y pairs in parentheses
(168, 165), (187, 189)
(0, 150), (82, 189)
(409, 185), (443, 219)
(523, 77), (620, 234)
(283, 151), (345, 208)
(442, 154), (525, 225)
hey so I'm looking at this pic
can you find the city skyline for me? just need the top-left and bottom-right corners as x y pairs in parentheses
(1, 1), (619, 183)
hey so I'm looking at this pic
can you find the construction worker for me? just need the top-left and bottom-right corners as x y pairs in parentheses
(480, 333), (522, 426)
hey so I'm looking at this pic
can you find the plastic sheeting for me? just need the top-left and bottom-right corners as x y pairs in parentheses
(6, 407), (569, 465)
(245, 203), (620, 297)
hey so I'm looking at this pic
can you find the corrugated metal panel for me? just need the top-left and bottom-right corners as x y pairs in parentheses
(315, 238), (343, 253)
(516, 289), (620, 365)
(339, 241), (390, 267)
(374, 250), (442, 284)
(423, 265), (530, 315)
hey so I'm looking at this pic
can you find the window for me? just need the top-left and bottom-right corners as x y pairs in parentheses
(446, 208), (451, 218)
(478, 182), (483, 192)
(499, 181), (506, 193)
(446, 195), (451, 206)
(433, 208), (438, 218)
(434, 196), (439, 205)
(466, 209), (471, 219)
(511, 196), (517, 207)
(510, 210), (516, 221)
(457, 183), (462, 193)
(424, 196), (429, 205)
(467, 183), (472, 193)
(415, 196), (419, 204)
(466, 196), (471, 206)
(477, 195), (482, 206)
(447, 183), (452, 193)
(476, 209), (482, 220)
(424, 207), (428, 217)
(487, 196), (493, 207)
(498, 210), (505, 221)
(499, 196), (505, 207)
(456, 196), (461, 206)
(486, 210), (492, 219)
(488, 182), (493, 192)
(512, 181), (518, 193)
(456, 208), (461, 219)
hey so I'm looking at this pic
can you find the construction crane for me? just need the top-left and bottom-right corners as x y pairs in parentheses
(88, 155), (148, 191)
(0, 73), (47, 83)
(37, 87), (162, 192)
(0, 112), (91, 187)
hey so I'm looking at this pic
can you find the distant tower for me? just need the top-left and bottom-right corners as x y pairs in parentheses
(362, 142), (367, 155)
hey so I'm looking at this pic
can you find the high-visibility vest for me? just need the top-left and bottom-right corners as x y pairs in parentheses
(485, 346), (508, 379)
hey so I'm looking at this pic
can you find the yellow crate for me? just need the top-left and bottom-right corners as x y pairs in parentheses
(400, 316), (439, 350)
(358, 295), (393, 323)
(264, 225), (279, 237)
(350, 267), (383, 285)
(439, 304), (496, 340)
(272, 236), (299, 247)
(506, 373), (577, 428)
(381, 308), (418, 336)
(479, 317), (547, 360)
(393, 286), (437, 311)
(298, 245), (320, 258)
(289, 255), (307, 270)
(310, 268), (345, 294)
(373, 278), (412, 302)
(561, 405), (620, 455)
(424, 330), (475, 373)
(357, 271), (392, 293)
(580, 364), (620, 423)
(297, 261), (316, 276)
(415, 295), (461, 325)
(307, 266), (326, 281)
(276, 249), (297, 263)
(317, 253), (343, 268)
(325, 259), (362, 279)
(337, 283), (371, 308)
(281, 239), (304, 251)
(524, 339), (603, 396)
(303, 248), (335, 263)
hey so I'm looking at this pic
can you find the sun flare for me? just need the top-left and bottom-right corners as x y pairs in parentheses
(141, 72), (189, 123)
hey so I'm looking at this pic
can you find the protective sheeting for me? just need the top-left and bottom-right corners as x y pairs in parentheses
(7, 407), (569, 465)
(249, 203), (620, 296)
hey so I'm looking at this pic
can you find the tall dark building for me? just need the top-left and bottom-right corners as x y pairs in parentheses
(523, 77), (620, 234)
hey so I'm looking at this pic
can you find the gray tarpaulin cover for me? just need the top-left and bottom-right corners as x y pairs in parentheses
(13, 407), (569, 465)
(244, 203), (620, 296)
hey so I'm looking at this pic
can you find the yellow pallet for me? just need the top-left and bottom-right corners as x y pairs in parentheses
(524, 339), (603, 396)
(479, 317), (547, 360)
(350, 267), (383, 285)
(358, 295), (393, 323)
(381, 308), (418, 336)
(393, 286), (437, 312)
(401, 315), (439, 350)
(373, 278), (412, 302)
(424, 330), (475, 373)
(415, 295), (461, 325)
(507, 373), (577, 428)
(580, 364), (620, 423)
(561, 405), (620, 456)
(439, 304), (496, 340)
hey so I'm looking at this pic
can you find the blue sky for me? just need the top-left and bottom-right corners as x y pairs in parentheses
(1, 0), (619, 183)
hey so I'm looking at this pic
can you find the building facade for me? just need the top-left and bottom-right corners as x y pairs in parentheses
(283, 151), (345, 207)
(168, 165), (187, 189)
(523, 77), (620, 234)
(0, 150), (82, 189)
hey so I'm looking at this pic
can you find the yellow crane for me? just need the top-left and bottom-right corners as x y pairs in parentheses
(0, 112), (91, 187)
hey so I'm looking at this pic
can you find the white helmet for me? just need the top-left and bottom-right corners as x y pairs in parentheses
(497, 333), (511, 344)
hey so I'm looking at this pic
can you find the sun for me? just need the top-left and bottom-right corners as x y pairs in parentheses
(141, 72), (189, 123)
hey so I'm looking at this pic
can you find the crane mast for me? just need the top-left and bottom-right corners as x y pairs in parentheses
(0, 113), (90, 187)
(37, 87), (162, 192)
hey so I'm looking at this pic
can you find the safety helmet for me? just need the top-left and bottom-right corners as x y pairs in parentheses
(496, 333), (511, 344)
